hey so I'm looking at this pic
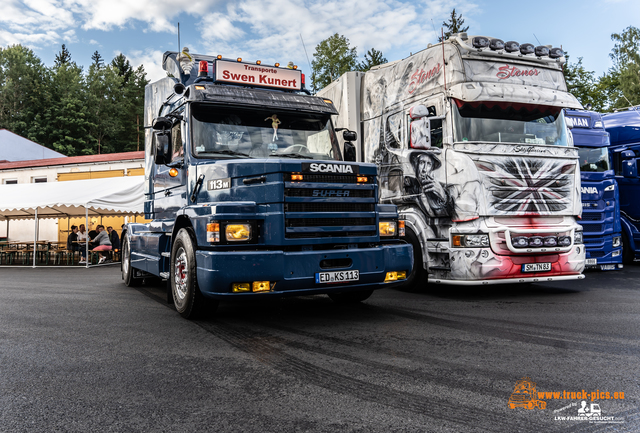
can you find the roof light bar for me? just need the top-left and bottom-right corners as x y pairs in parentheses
(472, 36), (489, 49)
(549, 47), (564, 59)
(520, 43), (535, 55)
(535, 46), (550, 57)
(504, 41), (520, 53)
(490, 38), (504, 50)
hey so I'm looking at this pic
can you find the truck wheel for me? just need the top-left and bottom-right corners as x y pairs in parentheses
(122, 236), (141, 287)
(622, 232), (634, 265)
(402, 227), (428, 292)
(171, 229), (217, 319)
(328, 289), (373, 303)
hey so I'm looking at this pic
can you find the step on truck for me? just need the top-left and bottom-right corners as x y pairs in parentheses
(318, 33), (586, 286)
(603, 107), (640, 264)
(565, 109), (622, 271)
(121, 50), (413, 318)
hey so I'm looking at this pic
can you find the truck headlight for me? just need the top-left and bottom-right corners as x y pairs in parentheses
(612, 236), (621, 247)
(207, 222), (220, 243)
(574, 230), (583, 245)
(452, 234), (489, 248)
(379, 221), (397, 237)
(604, 184), (615, 192)
(226, 223), (252, 241)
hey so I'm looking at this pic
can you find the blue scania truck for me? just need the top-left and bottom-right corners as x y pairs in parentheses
(121, 50), (413, 318)
(603, 107), (640, 264)
(565, 109), (622, 270)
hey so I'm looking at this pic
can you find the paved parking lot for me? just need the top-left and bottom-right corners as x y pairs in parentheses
(1, 265), (639, 432)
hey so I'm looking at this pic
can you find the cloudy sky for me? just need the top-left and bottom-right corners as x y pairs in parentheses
(2, 0), (639, 83)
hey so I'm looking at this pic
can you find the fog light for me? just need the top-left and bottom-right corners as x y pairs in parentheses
(232, 283), (251, 293)
(529, 236), (543, 248)
(612, 236), (621, 247)
(226, 224), (251, 241)
(291, 174), (303, 181)
(512, 236), (529, 248)
(207, 222), (220, 243)
(385, 271), (407, 282)
(612, 249), (621, 257)
(543, 236), (557, 247)
(357, 176), (368, 183)
(558, 236), (572, 247)
(252, 281), (271, 292)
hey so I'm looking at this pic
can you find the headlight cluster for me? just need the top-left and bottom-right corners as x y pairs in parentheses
(379, 220), (405, 237)
(208, 222), (253, 243)
(512, 235), (571, 248)
(452, 234), (489, 248)
(613, 236), (621, 248)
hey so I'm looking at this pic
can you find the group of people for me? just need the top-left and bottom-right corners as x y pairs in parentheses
(66, 224), (121, 265)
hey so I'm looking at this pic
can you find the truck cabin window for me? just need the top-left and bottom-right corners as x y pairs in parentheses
(577, 147), (610, 172)
(191, 105), (342, 160)
(452, 99), (569, 146)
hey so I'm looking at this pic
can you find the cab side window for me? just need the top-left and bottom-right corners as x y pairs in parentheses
(171, 122), (183, 161)
(430, 118), (443, 149)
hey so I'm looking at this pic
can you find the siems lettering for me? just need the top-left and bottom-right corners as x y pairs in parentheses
(309, 163), (354, 173)
(581, 187), (598, 194)
(496, 65), (541, 80)
(312, 190), (350, 197)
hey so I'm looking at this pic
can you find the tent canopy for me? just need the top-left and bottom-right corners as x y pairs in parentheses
(0, 176), (145, 220)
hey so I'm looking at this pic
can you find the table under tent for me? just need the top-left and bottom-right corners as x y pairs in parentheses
(0, 176), (144, 267)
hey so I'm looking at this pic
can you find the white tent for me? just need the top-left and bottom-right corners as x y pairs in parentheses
(0, 176), (144, 220)
(0, 176), (145, 267)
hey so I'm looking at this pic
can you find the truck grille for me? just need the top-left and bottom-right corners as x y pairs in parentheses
(284, 173), (377, 239)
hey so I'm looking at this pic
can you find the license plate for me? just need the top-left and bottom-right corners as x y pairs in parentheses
(522, 263), (552, 273)
(316, 270), (360, 284)
(600, 264), (616, 271)
(586, 258), (597, 266)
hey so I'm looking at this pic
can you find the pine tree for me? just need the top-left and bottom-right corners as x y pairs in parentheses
(438, 8), (469, 42)
(91, 51), (104, 69)
(357, 48), (388, 72)
(54, 44), (72, 67)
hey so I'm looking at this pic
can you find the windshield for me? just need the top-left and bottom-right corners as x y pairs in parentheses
(577, 147), (610, 172)
(452, 100), (569, 146)
(191, 104), (341, 160)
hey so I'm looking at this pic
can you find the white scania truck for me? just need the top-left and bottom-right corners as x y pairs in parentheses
(318, 34), (586, 286)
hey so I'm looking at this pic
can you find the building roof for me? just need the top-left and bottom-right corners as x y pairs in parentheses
(0, 129), (66, 161)
(0, 151), (145, 171)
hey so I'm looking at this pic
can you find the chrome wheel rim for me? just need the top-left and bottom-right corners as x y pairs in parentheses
(174, 247), (188, 301)
(123, 240), (130, 274)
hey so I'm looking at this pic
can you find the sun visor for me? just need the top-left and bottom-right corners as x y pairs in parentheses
(447, 82), (583, 110)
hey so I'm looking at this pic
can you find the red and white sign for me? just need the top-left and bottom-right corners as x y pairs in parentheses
(215, 60), (302, 91)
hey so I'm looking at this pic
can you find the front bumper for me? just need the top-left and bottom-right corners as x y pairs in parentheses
(195, 243), (413, 298)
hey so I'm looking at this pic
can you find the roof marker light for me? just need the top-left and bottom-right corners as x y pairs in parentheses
(489, 39), (504, 50)
(293, 65), (298, 70)
(520, 43), (535, 55)
(275, 62), (280, 67)
(504, 41), (520, 53)
(549, 47), (564, 59)
(198, 61), (208, 77)
(217, 55), (222, 60)
(256, 60), (261, 65)
(237, 57), (242, 62)
(535, 46), (550, 57)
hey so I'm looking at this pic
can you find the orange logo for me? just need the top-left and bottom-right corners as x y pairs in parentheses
(509, 377), (547, 410)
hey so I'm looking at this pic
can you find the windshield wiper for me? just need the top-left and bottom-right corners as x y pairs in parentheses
(268, 153), (313, 159)
(205, 150), (252, 158)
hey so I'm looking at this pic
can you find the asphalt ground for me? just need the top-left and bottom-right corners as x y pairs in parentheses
(1, 265), (639, 433)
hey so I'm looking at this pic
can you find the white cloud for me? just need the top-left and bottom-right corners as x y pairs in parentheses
(124, 48), (166, 82)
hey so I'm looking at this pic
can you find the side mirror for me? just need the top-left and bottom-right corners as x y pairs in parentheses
(343, 130), (357, 141)
(152, 117), (172, 131)
(344, 141), (356, 162)
(410, 117), (431, 149)
(154, 132), (171, 165)
(621, 150), (635, 160)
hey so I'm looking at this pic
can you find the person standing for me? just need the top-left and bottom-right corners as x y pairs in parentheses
(77, 224), (88, 264)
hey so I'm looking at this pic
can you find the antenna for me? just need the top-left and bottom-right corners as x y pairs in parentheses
(300, 33), (312, 73)
(178, 22), (181, 53)
(430, 19), (439, 42)
(533, 33), (542, 46)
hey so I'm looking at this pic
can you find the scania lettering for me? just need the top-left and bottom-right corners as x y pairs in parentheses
(121, 50), (413, 318)
(319, 33), (585, 286)
(603, 107), (640, 264)
(566, 109), (622, 270)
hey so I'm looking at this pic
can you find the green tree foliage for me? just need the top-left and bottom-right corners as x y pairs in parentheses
(0, 45), (48, 139)
(311, 34), (358, 91)
(357, 48), (388, 72)
(438, 8), (469, 42)
(563, 54), (609, 112)
(0, 44), (148, 156)
(609, 26), (640, 108)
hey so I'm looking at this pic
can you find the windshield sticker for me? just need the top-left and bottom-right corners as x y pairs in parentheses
(265, 114), (281, 141)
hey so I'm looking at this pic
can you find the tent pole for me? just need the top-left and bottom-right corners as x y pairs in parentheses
(85, 207), (89, 268)
(33, 208), (38, 268)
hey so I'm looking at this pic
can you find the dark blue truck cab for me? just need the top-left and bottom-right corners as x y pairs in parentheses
(603, 107), (640, 264)
(121, 51), (413, 318)
(566, 109), (622, 270)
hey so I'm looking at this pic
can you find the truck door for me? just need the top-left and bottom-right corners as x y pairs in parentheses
(153, 119), (187, 219)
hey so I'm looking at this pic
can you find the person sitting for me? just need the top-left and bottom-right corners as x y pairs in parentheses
(66, 225), (83, 262)
(91, 225), (112, 264)
(107, 226), (120, 251)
